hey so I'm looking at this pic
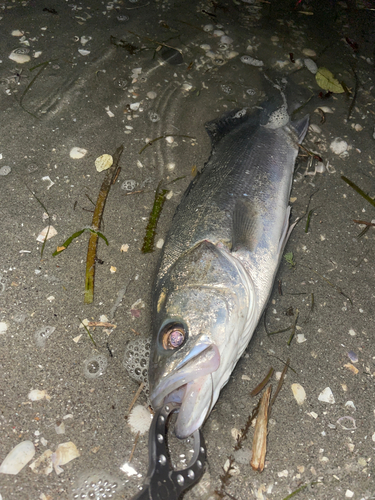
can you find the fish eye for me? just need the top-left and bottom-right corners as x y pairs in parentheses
(161, 323), (186, 350)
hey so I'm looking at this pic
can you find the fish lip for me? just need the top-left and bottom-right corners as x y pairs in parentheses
(150, 343), (220, 409)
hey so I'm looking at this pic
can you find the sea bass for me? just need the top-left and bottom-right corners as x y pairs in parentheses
(149, 98), (309, 439)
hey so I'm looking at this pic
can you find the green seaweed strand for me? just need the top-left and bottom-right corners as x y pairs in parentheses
(142, 184), (168, 253)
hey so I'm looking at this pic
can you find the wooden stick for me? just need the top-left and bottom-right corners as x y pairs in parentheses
(128, 431), (140, 463)
(250, 385), (272, 472)
(127, 382), (145, 415)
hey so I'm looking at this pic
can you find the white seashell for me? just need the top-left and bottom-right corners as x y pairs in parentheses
(274, 60), (289, 69)
(296, 333), (307, 343)
(352, 123), (362, 131)
(302, 48), (316, 57)
(128, 405), (152, 434)
(105, 106), (115, 118)
(330, 138), (348, 155)
(318, 387), (335, 404)
(291, 383), (306, 405)
(78, 49), (90, 56)
(278, 470), (289, 478)
(304, 58), (318, 74)
(80, 36), (91, 46)
(36, 226), (57, 243)
(182, 82), (193, 91)
(147, 91), (157, 99)
(41, 175), (55, 190)
(241, 55), (263, 66)
(34, 51), (42, 58)
(121, 244), (129, 252)
(120, 462), (138, 476)
(0, 166), (11, 176)
(12, 30), (24, 36)
(130, 102), (140, 111)
(0, 322), (8, 334)
(28, 389), (51, 401)
(9, 51), (30, 63)
(315, 106), (334, 114)
(73, 334), (82, 343)
(51, 442), (80, 475)
(203, 24), (214, 32)
(309, 124), (322, 134)
(55, 422), (65, 434)
(95, 154), (113, 172)
(220, 35), (233, 45)
(200, 43), (211, 51)
(315, 162), (325, 174)
(0, 441), (35, 475)
(29, 450), (53, 475)
(69, 147), (87, 159)
(213, 30), (225, 37)
(271, 35), (279, 42)
(156, 238), (164, 249)
(345, 400), (356, 410)
(227, 51), (238, 59)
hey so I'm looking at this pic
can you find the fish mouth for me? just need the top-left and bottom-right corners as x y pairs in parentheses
(150, 343), (220, 439)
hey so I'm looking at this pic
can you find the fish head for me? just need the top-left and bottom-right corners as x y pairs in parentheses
(149, 241), (252, 439)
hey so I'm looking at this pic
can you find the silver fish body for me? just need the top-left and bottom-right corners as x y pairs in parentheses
(149, 102), (309, 439)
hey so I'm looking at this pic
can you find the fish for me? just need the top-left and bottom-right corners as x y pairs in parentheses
(149, 93), (309, 439)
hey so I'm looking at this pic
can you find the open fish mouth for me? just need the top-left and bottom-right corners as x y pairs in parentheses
(150, 344), (220, 439)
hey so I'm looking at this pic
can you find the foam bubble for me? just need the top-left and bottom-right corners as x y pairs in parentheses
(123, 337), (150, 387)
(34, 326), (56, 348)
(83, 354), (108, 379)
(71, 470), (124, 499)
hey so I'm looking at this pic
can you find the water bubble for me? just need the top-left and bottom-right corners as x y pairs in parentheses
(12, 47), (30, 54)
(159, 454), (167, 465)
(220, 84), (232, 94)
(116, 79), (127, 89)
(0, 273), (7, 296)
(121, 179), (137, 191)
(27, 164), (38, 173)
(123, 337), (151, 386)
(34, 326), (56, 348)
(240, 55), (264, 66)
(83, 354), (108, 379)
(149, 111), (160, 123)
(71, 471), (124, 500)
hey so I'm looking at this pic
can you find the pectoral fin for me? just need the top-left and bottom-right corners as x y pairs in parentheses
(232, 199), (263, 252)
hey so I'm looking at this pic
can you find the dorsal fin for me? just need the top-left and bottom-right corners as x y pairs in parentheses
(205, 108), (260, 148)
